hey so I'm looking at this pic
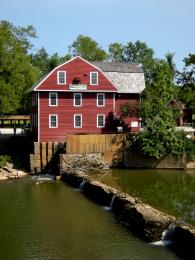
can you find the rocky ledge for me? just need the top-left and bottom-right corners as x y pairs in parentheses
(61, 170), (175, 241)
(0, 163), (28, 180)
(61, 169), (195, 257)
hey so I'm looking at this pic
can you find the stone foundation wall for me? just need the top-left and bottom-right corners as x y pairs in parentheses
(30, 142), (62, 174)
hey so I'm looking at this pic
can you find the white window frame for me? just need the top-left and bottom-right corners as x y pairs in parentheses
(90, 71), (98, 85)
(97, 114), (105, 128)
(49, 114), (58, 128)
(57, 71), (66, 85)
(97, 93), (105, 107)
(49, 92), (58, 106)
(73, 93), (82, 107)
(74, 114), (82, 128)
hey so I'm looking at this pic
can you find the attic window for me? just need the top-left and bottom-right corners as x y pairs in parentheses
(90, 72), (98, 85)
(57, 71), (66, 85)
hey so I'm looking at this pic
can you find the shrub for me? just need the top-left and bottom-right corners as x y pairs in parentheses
(0, 155), (11, 168)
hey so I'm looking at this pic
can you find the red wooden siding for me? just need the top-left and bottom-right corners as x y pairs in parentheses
(115, 93), (141, 131)
(36, 57), (118, 92)
(39, 92), (115, 142)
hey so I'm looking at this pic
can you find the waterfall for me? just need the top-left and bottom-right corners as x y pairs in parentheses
(78, 180), (86, 192)
(151, 223), (176, 246)
(104, 195), (116, 211)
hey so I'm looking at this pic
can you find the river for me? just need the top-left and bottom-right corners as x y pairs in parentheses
(0, 178), (180, 260)
(97, 169), (195, 226)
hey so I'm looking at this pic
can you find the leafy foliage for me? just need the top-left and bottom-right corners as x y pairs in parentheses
(129, 59), (194, 160)
(0, 20), (39, 114)
(30, 48), (69, 77)
(69, 35), (107, 61)
(120, 102), (139, 118)
(177, 53), (195, 110)
(109, 40), (155, 85)
(140, 60), (176, 121)
(0, 155), (11, 168)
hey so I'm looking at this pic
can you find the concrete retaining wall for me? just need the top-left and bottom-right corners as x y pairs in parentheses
(124, 150), (186, 169)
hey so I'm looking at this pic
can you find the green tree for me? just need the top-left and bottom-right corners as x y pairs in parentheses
(177, 54), (195, 109)
(0, 20), (39, 114)
(109, 40), (155, 85)
(30, 49), (68, 76)
(69, 35), (107, 61)
(30, 47), (49, 76)
(130, 60), (193, 159)
(140, 60), (176, 120)
(108, 42), (124, 62)
(165, 52), (176, 79)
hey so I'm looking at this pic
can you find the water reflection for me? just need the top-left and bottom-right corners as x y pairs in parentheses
(99, 169), (195, 225)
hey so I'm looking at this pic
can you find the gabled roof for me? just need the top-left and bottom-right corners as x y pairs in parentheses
(91, 61), (143, 73)
(91, 61), (145, 93)
(28, 56), (145, 94)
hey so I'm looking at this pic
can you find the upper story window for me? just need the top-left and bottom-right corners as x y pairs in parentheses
(90, 72), (98, 85)
(74, 114), (82, 128)
(74, 93), (82, 106)
(57, 71), (66, 85)
(49, 114), (58, 128)
(49, 92), (58, 106)
(97, 93), (105, 107)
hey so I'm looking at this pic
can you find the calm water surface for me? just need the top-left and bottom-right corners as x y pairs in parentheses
(0, 178), (180, 260)
(97, 169), (195, 226)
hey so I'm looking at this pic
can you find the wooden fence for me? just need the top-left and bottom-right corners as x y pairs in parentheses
(66, 133), (125, 162)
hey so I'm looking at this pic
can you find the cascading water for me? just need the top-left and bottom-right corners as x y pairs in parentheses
(78, 180), (86, 192)
(104, 195), (116, 211)
(151, 223), (176, 246)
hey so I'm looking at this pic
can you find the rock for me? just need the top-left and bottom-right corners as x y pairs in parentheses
(83, 180), (118, 206)
(17, 170), (27, 178)
(0, 175), (8, 180)
(0, 163), (28, 180)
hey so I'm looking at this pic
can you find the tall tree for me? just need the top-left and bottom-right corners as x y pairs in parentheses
(177, 53), (195, 109)
(165, 52), (176, 79)
(69, 35), (107, 61)
(132, 60), (193, 159)
(109, 40), (155, 85)
(30, 47), (49, 76)
(0, 20), (39, 114)
(140, 60), (176, 120)
(108, 42), (124, 62)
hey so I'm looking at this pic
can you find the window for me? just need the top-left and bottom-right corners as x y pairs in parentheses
(97, 93), (105, 107)
(74, 114), (82, 128)
(49, 114), (58, 128)
(57, 71), (66, 85)
(49, 92), (58, 106)
(74, 93), (82, 106)
(90, 72), (98, 85)
(131, 121), (139, 127)
(97, 114), (105, 128)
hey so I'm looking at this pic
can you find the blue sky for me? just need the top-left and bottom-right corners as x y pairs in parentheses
(1, 0), (194, 70)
